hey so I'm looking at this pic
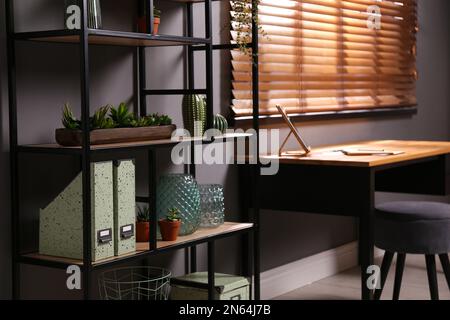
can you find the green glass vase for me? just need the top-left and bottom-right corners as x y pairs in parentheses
(156, 174), (201, 236)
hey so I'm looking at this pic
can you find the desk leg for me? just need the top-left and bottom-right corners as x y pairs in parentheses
(359, 168), (375, 300)
(252, 164), (261, 301)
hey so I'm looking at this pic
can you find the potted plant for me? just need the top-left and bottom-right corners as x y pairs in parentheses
(153, 7), (161, 35)
(138, 6), (161, 35)
(136, 205), (150, 242)
(158, 208), (182, 241)
(56, 103), (176, 146)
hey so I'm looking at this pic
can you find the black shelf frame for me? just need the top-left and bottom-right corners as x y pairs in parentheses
(6, 0), (259, 300)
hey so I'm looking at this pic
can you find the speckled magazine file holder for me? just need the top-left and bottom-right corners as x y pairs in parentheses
(39, 161), (115, 262)
(113, 160), (136, 256)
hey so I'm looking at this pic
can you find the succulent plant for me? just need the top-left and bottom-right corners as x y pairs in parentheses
(110, 102), (134, 128)
(137, 204), (150, 223)
(167, 208), (181, 222)
(148, 114), (172, 126)
(182, 94), (206, 136)
(90, 105), (115, 130)
(158, 114), (172, 126)
(61, 102), (172, 130)
(154, 6), (161, 18)
(130, 116), (147, 128)
(213, 114), (228, 134)
(144, 115), (156, 126)
(62, 103), (81, 130)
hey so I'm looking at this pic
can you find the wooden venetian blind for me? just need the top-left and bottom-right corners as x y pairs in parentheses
(231, 0), (418, 117)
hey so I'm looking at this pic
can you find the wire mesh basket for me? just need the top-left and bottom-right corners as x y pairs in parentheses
(99, 267), (171, 300)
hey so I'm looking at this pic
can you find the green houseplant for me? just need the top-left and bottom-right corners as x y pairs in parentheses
(230, 0), (266, 59)
(213, 114), (228, 134)
(136, 204), (150, 242)
(56, 103), (175, 146)
(153, 7), (161, 35)
(138, 5), (161, 34)
(158, 208), (182, 241)
(182, 94), (206, 137)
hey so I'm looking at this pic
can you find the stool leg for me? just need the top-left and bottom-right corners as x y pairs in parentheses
(374, 251), (394, 300)
(425, 255), (439, 300)
(393, 253), (406, 300)
(438, 254), (450, 291)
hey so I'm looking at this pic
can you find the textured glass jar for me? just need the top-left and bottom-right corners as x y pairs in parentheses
(199, 184), (225, 228)
(64, 0), (102, 29)
(156, 174), (200, 236)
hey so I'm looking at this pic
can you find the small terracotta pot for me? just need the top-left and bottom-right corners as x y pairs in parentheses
(136, 222), (149, 242)
(158, 219), (181, 241)
(137, 16), (160, 35)
(153, 17), (160, 35)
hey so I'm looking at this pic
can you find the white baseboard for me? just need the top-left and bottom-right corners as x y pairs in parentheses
(261, 241), (384, 300)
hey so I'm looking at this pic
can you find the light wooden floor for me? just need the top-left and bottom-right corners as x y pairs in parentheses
(276, 255), (450, 300)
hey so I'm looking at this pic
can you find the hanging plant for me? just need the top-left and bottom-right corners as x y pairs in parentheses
(230, 0), (267, 59)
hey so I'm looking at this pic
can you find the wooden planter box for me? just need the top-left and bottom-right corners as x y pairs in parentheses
(55, 125), (176, 146)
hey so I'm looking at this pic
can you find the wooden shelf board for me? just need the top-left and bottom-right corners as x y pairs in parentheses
(14, 30), (209, 47)
(169, 0), (206, 2)
(18, 133), (252, 153)
(22, 248), (146, 267)
(21, 222), (253, 267)
(139, 222), (253, 251)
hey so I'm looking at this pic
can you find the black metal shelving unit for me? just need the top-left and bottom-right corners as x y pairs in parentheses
(6, 0), (261, 300)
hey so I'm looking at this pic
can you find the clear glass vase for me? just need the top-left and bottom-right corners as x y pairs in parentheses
(156, 174), (201, 236)
(199, 184), (225, 228)
(64, 0), (102, 29)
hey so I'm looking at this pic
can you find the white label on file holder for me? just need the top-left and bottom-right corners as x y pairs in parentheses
(123, 225), (132, 232)
(100, 230), (110, 237)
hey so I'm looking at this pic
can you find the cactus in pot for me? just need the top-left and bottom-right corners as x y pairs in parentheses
(213, 114), (228, 134)
(182, 94), (206, 137)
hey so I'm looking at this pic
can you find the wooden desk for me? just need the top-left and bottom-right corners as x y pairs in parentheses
(247, 140), (450, 300)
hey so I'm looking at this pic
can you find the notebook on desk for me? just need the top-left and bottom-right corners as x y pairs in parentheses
(337, 148), (405, 156)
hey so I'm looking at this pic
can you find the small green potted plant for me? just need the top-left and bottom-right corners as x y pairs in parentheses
(138, 6), (161, 35)
(158, 208), (181, 241)
(153, 7), (161, 35)
(136, 205), (150, 242)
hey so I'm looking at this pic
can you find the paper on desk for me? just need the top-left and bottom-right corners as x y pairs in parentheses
(338, 148), (405, 156)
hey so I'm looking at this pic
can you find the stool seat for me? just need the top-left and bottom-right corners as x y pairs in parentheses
(374, 201), (450, 300)
(375, 201), (450, 255)
(376, 201), (450, 222)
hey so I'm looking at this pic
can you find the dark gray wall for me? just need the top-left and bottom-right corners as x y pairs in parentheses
(0, 0), (449, 299)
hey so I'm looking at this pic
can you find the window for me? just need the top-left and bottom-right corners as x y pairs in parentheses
(231, 0), (418, 118)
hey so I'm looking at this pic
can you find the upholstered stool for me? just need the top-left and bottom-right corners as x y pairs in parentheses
(374, 201), (450, 300)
